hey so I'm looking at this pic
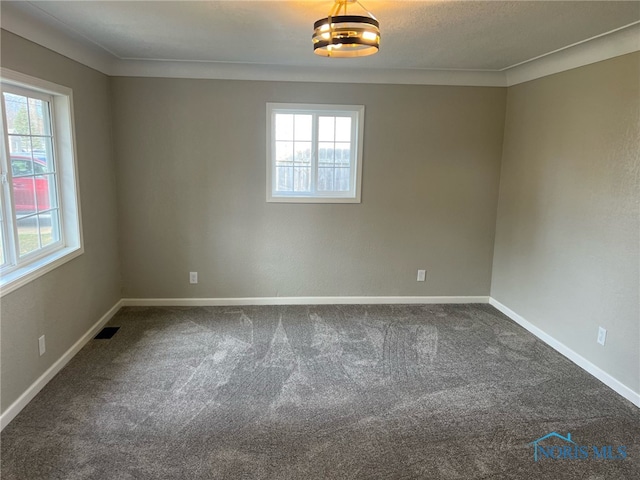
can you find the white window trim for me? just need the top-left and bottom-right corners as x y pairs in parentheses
(0, 68), (84, 297)
(266, 103), (364, 204)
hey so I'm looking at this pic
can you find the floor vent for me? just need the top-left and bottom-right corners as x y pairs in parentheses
(95, 327), (120, 339)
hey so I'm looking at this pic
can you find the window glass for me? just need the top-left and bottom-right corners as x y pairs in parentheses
(267, 104), (363, 203)
(1, 71), (83, 296)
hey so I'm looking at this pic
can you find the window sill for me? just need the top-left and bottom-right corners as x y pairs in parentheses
(0, 246), (84, 297)
(267, 195), (361, 204)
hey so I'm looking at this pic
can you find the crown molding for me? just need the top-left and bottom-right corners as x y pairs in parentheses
(0, 1), (116, 74)
(111, 60), (507, 86)
(1, 1), (638, 87)
(505, 22), (640, 86)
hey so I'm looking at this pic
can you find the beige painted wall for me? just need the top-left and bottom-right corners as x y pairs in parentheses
(492, 53), (640, 394)
(111, 78), (506, 299)
(0, 31), (122, 411)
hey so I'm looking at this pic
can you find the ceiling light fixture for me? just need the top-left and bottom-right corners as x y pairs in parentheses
(312, 0), (380, 58)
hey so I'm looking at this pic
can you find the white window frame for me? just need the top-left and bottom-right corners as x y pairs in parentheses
(266, 103), (364, 203)
(0, 68), (83, 297)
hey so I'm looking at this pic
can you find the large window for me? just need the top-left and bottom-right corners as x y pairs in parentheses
(0, 69), (82, 296)
(267, 103), (364, 203)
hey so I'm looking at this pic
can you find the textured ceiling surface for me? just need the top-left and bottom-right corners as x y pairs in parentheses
(3, 1), (640, 71)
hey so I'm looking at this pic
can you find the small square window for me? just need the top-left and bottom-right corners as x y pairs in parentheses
(266, 103), (364, 203)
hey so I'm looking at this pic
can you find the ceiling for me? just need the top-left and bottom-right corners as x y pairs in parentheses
(1, 1), (639, 84)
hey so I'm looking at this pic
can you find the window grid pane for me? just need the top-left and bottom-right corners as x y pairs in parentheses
(294, 115), (312, 141)
(17, 216), (41, 257)
(27, 97), (52, 137)
(39, 210), (60, 248)
(39, 137), (56, 173)
(335, 117), (351, 142)
(36, 174), (57, 212)
(3, 93), (29, 135)
(275, 114), (293, 141)
(13, 176), (36, 218)
(275, 141), (293, 163)
(294, 166), (310, 192)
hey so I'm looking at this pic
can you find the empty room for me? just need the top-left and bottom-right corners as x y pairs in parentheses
(0, 1), (638, 478)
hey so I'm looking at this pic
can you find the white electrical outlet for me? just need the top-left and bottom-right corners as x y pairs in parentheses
(597, 326), (607, 346)
(38, 335), (46, 356)
(417, 269), (426, 282)
(189, 272), (198, 284)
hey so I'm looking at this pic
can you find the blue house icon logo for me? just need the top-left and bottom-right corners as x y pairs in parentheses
(528, 431), (628, 461)
(528, 432), (576, 462)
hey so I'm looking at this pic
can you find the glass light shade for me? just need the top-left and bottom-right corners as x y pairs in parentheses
(312, 15), (380, 57)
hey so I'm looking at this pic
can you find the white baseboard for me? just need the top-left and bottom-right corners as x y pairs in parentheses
(5, 295), (634, 432)
(121, 296), (490, 307)
(489, 297), (640, 408)
(0, 299), (123, 431)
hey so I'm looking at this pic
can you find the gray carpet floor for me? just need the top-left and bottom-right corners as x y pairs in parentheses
(1, 304), (638, 479)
